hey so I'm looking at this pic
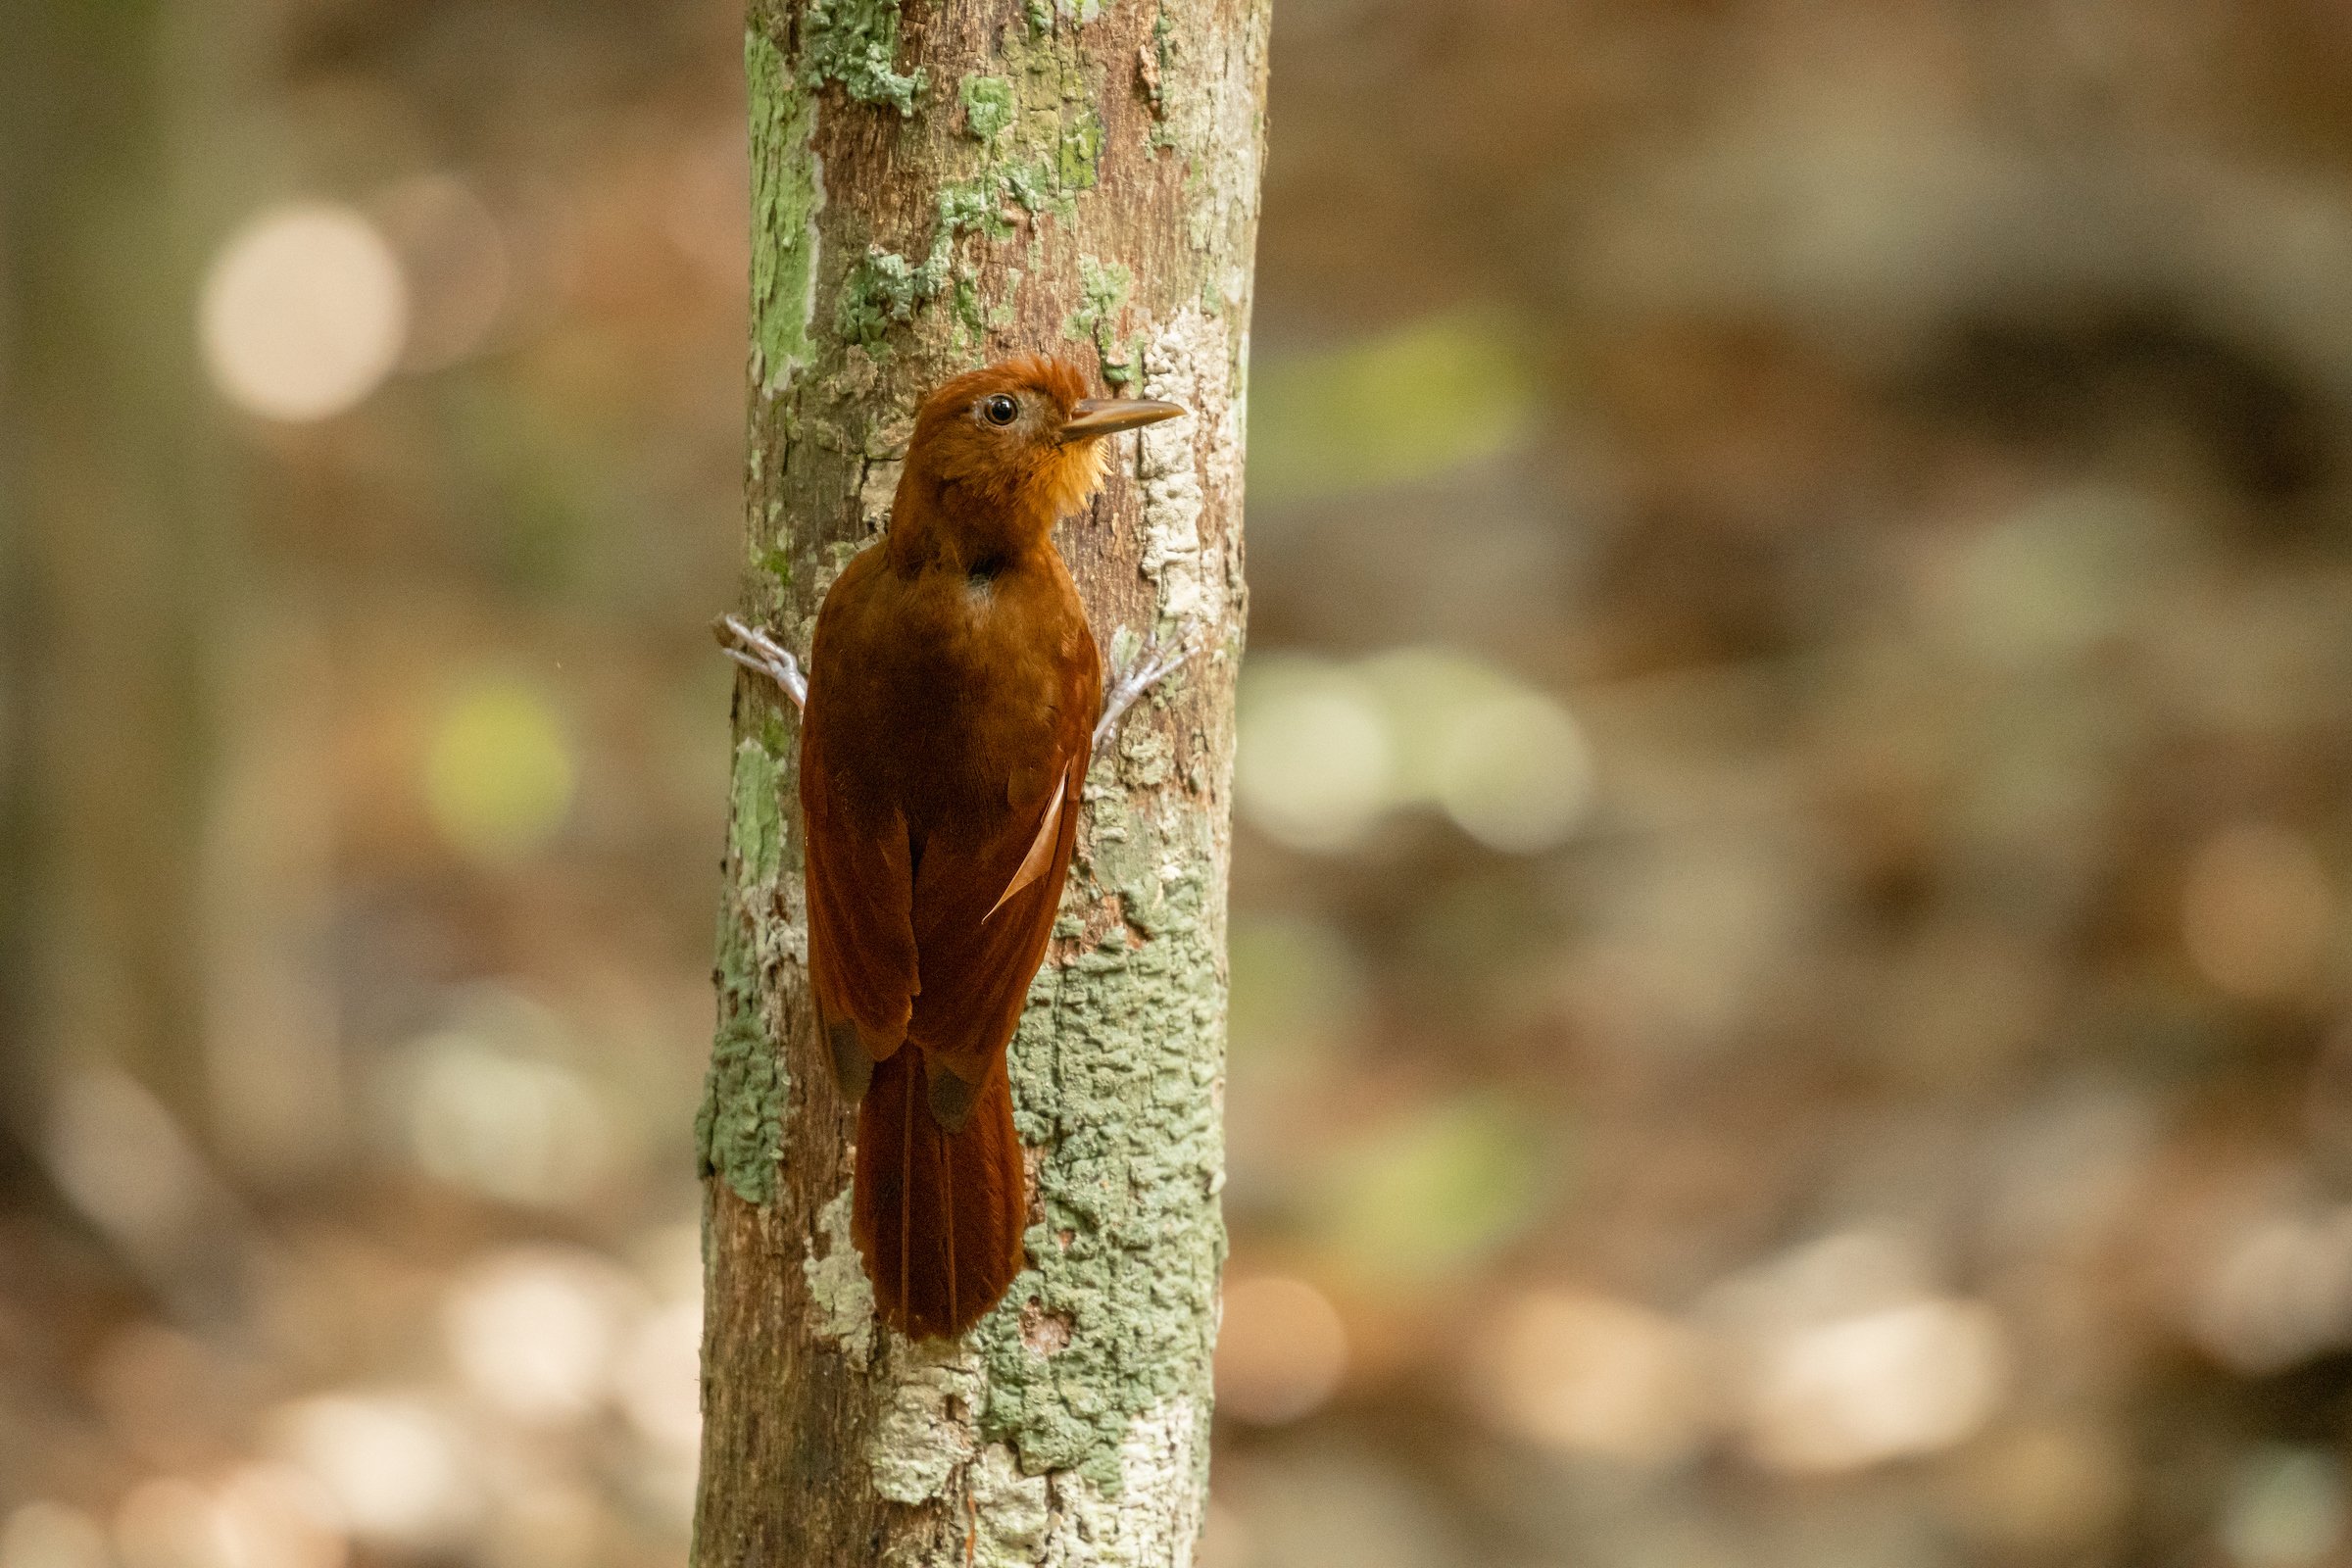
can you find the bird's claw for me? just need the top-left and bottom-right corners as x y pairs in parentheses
(1094, 624), (1198, 750)
(714, 614), (808, 711)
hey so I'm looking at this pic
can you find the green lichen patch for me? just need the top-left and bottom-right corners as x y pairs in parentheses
(976, 810), (1228, 1492)
(1066, 253), (1130, 338)
(833, 185), (1008, 354)
(1142, 6), (1174, 127)
(837, 162), (1045, 352)
(937, 177), (1016, 243)
(728, 737), (784, 890)
(747, 30), (822, 394)
(839, 245), (952, 352)
(951, 275), (989, 347)
(961, 74), (1015, 142)
(1057, 101), (1103, 192)
(696, 741), (790, 1205)
(1002, 24), (1104, 202)
(696, 914), (787, 1205)
(1000, 162), (1050, 216)
(802, 0), (927, 116)
(829, 26), (1119, 355)
(1064, 254), (1137, 385)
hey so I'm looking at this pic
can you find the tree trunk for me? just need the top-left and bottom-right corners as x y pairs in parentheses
(0, 0), (226, 1137)
(691, 1), (1267, 1563)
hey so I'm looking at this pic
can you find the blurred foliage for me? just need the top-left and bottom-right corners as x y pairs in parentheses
(1310, 1094), (1555, 1290)
(1245, 309), (1537, 504)
(422, 677), (576, 862)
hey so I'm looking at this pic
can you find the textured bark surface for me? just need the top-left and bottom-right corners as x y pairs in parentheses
(692, 2), (1267, 1563)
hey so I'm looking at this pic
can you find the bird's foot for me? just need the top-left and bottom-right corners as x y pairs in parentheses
(713, 614), (808, 711)
(1093, 624), (1197, 750)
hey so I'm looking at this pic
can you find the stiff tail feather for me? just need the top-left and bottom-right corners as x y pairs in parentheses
(851, 1050), (1026, 1339)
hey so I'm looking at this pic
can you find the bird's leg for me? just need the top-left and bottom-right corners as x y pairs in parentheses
(713, 614), (808, 711)
(1093, 624), (1196, 751)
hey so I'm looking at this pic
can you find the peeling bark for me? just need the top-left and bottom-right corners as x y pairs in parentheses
(693, 1), (1267, 1562)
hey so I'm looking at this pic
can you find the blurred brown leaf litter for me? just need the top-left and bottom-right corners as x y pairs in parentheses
(12, 0), (2352, 1564)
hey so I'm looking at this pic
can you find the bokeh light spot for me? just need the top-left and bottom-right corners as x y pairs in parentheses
(200, 204), (408, 422)
(2189, 1205), (2352, 1374)
(2223, 1447), (2347, 1568)
(1236, 660), (1393, 852)
(1316, 1096), (1549, 1286)
(402, 1032), (612, 1207)
(617, 1297), (704, 1458)
(1743, 1298), (2010, 1474)
(112, 1464), (345, 1568)
(443, 1249), (633, 1425)
(2181, 824), (2336, 1000)
(1215, 1275), (1348, 1425)
(2, 1503), (110, 1568)
(1434, 688), (1594, 853)
(422, 678), (576, 861)
(1248, 309), (1540, 504)
(1471, 1288), (1715, 1467)
(213, 1465), (348, 1568)
(113, 1477), (215, 1568)
(376, 175), (512, 372)
(1239, 648), (1595, 856)
(273, 1396), (476, 1548)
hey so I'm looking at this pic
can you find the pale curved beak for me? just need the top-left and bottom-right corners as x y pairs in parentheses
(1056, 397), (1187, 443)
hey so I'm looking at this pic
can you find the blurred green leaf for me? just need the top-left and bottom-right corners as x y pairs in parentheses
(1313, 1093), (1556, 1288)
(423, 676), (576, 862)
(1247, 308), (1541, 504)
(1229, 913), (1365, 1071)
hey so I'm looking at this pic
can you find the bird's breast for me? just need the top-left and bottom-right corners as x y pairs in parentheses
(810, 550), (1093, 837)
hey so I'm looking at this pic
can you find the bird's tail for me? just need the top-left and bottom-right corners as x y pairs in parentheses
(851, 1049), (1026, 1340)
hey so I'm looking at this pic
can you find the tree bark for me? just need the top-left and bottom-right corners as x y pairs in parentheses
(692, 1), (1267, 1563)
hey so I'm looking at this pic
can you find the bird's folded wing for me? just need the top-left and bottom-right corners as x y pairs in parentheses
(802, 719), (918, 1061)
(907, 736), (1090, 1087)
(986, 778), (1066, 921)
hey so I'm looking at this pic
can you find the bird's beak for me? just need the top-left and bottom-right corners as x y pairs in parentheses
(1056, 397), (1187, 443)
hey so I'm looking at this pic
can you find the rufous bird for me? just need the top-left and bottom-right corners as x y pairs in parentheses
(717, 355), (1188, 1340)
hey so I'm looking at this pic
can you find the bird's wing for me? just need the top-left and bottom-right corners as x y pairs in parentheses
(985, 772), (1068, 921)
(801, 710), (918, 1066)
(906, 670), (1097, 1090)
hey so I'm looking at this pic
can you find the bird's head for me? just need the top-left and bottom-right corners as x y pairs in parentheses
(898, 355), (1186, 559)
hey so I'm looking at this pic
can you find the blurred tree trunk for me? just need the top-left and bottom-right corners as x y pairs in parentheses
(692, 0), (1266, 1561)
(0, 1), (220, 1138)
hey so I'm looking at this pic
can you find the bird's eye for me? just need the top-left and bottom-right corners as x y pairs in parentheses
(982, 394), (1019, 426)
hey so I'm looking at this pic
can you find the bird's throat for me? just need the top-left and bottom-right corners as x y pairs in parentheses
(882, 408), (1111, 579)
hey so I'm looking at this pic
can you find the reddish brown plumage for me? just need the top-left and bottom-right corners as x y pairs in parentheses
(801, 355), (1157, 1340)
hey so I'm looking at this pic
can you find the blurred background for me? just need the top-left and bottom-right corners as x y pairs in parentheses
(10, 0), (2352, 1564)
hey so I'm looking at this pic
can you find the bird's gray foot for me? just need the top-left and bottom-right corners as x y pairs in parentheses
(714, 614), (808, 711)
(1093, 624), (1196, 751)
